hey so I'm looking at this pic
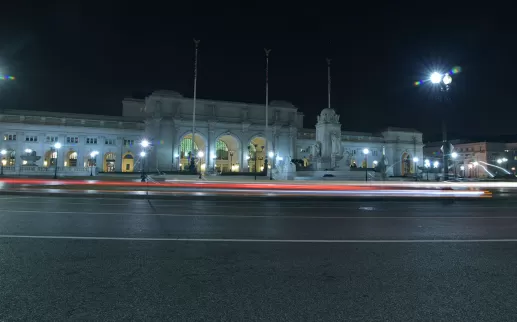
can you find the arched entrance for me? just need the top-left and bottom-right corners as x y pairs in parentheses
(122, 153), (134, 172)
(44, 150), (57, 167)
(247, 136), (266, 172)
(104, 152), (116, 172)
(178, 133), (206, 171)
(401, 152), (412, 176)
(1, 149), (15, 166)
(215, 134), (241, 173)
(66, 151), (77, 167)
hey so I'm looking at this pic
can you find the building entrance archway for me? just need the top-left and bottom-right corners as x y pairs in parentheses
(247, 136), (266, 172)
(215, 134), (241, 173)
(178, 133), (206, 171)
(122, 153), (134, 172)
(104, 152), (116, 172)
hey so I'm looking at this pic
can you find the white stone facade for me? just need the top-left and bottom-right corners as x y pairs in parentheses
(0, 90), (424, 177)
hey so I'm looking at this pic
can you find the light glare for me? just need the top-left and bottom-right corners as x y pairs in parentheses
(430, 72), (442, 84)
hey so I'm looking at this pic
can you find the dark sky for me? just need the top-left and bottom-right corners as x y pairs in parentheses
(0, 2), (513, 141)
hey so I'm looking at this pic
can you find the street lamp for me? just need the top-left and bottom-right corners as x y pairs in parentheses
(53, 142), (61, 179)
(174, 153), (180, 171)
(89, 151), (99, 176)
(413, 157), (419, 181)
(460, 165), (465, 177)
(268, 151), (275, 180)
(363, 148), (369, 182)
(0, 149), (6, 175)
(197, 150), (204, 178)
(141, 139), (150, 148)
(140, 151), (147, 182)
(424, 159), (431, 181)
(429, 71), (453, 181)
(229, 151), (234, 172)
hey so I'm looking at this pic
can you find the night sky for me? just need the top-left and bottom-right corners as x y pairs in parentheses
(0, 2), (513, 141)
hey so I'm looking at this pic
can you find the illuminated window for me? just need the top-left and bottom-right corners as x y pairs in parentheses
(216, 140), (229, 160)
(86, 138), (98, 144)
(4, 134), (16, 141)
(180, 138), (198, 159)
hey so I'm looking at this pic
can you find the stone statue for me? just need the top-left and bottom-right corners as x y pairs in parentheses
(331, 132), (341, 155)
(313, 142), (321, 157)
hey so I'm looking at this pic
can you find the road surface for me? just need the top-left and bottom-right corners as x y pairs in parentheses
(1, 195), (517, 321)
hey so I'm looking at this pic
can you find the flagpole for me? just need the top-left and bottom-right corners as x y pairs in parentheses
(326, 58), (331, 109)
(192, 39), (200, 159)
(265, 48), (271, 174)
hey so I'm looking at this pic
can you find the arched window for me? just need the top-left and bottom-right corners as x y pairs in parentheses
(180, 138), (198, 159)
(1, 150), (15, 166)
(67, 151), (78, 167)
(216, 140), (229, 160)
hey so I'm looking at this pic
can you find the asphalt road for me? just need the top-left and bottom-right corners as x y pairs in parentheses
(1, 196), (517, 321)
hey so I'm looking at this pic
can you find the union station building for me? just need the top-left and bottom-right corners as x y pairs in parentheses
(0, 90), (423, 176)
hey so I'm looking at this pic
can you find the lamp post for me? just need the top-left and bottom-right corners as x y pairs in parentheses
(460, 165), (465, 178)
(0, 149), (6, 175)
(53, 142), (61, 179)
(197, 150), (204, 179)
(89, 151), (99, 176)
(413, 157), (419, 181)
(174, 153), (180, 171)
(249, 144), (264, 181)
(229, 151), (234, 172)
(430, 71), (453, 181)
(363, 148), (369, 182)
(268, 151), (274, 180)
(140, 151), (146, 182)
(424, 159), (431, 181)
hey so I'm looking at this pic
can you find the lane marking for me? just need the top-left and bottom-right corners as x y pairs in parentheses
(0, 235), (517, 243)
(0, 209), (516, 219)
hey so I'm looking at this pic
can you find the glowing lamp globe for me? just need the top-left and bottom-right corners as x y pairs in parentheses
(442, 73), (452, 85)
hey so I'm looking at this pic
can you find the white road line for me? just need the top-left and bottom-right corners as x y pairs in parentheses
(0, 209), (515, 219)
(0, 235), (517, 243)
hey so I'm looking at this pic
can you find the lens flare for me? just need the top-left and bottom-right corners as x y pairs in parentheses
(450, 66), (462, 74)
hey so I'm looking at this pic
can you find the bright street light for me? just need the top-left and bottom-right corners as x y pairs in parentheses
(25, 149), (32, 154)
(502, 158), (508, 162)
(90, 151), (99, 158)
(363, 148), (369, 155)
(141, 139), (150, 148)
(140, 151), (146, 157)
(497, 159), (503, 164)
(268, 151), (274, 158)
(373, 160), (378, 166)
(451, 152), (458, 159)
(54, 142), (62, 149)
(197, 151), (204, 158)
(277, 156), (283, 161)
(413, 157), (419, 162)
(460, 165), (465, 171)
(430, 72), (442, 84)
(424, 159), (430, 168)
(433, 161), (439, 168)
(443, 73), (452, 85)
(0, 149), (6, 156)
